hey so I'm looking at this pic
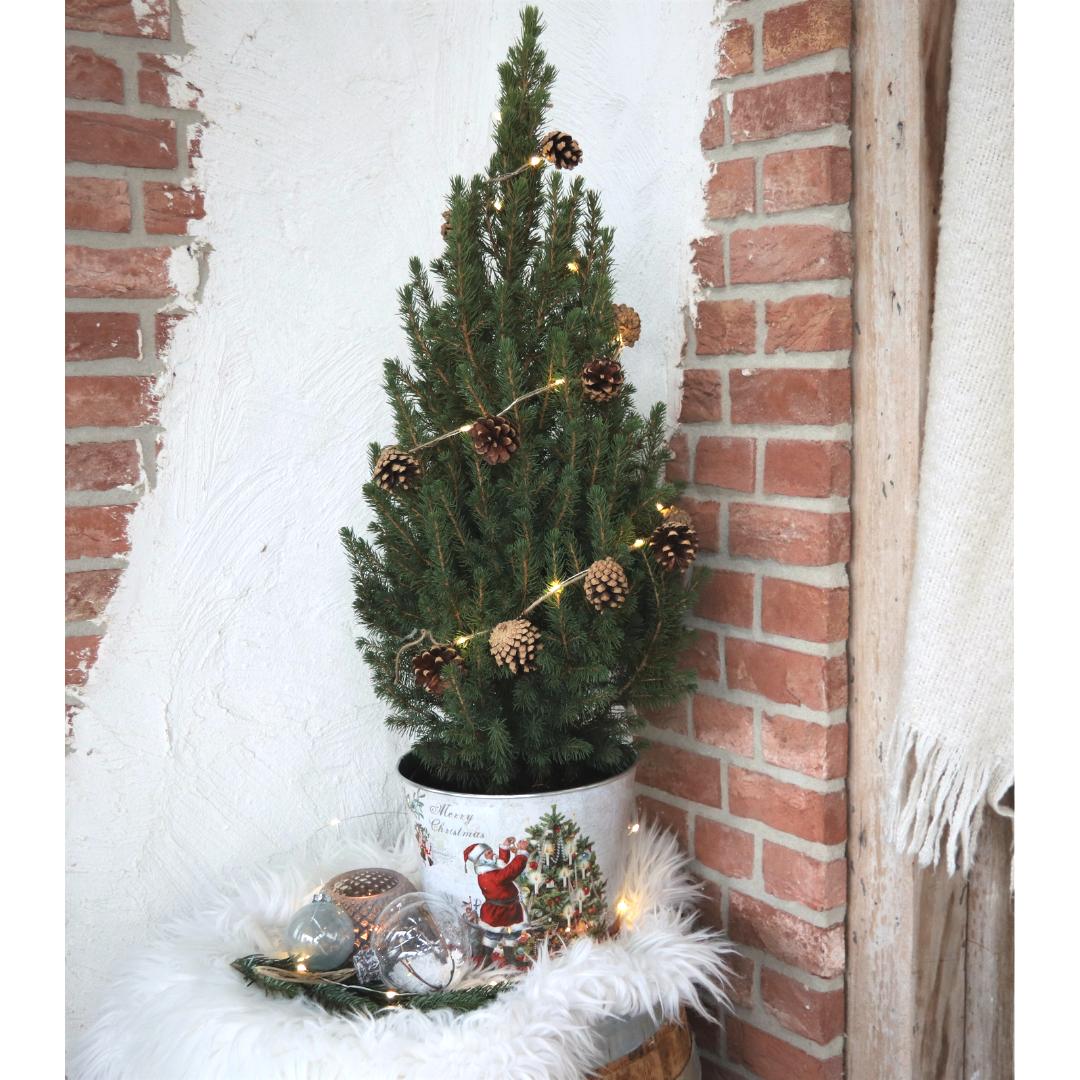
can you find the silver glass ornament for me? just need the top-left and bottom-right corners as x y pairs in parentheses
(283, 892), (356, 972)
(371, 892), (474, 993)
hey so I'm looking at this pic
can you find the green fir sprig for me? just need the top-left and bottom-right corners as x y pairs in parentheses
(231, 954), (506, 1015)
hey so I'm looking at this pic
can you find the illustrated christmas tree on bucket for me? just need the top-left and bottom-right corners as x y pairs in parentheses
(342, 6), (701, 798)
(516, 806), (606, 957)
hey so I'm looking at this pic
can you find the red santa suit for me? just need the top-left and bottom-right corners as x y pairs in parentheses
(471, 847), (527, 928)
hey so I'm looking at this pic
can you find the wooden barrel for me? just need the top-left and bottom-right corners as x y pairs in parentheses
(592, 1009), (695, 1080)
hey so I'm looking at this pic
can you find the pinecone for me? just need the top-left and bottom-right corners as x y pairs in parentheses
(649, 515), (699, 572)
(441, 209), (451, 238)
(613, 303), (641, 347)
(583, 558), (629, 612)
(540, 130), (582, 170)
(412, 644), (465, 695)
(372, 446), (421, 492)
(470, 414), (519, 465)
(581, 356), (625, 402)
(489, 619), (542, 674)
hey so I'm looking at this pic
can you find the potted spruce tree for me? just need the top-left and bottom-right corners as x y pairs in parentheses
(342, 7), (700, 964)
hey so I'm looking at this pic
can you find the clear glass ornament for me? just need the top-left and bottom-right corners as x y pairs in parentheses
(371, 892), (474, 993)
(283, 892), (356, 972)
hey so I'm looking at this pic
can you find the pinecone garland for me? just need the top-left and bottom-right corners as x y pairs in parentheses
(489, 619), (542, 674)
(583, 558), (629, 612)
(649, 516), (699, 572)
(581, 356), (625, 402)
(540, 130), (583, 170)
(372, 446), (422, 492)
(412, 644), (465, 695)
(470, 414), (520, 465)
(613, 303), (641, 347)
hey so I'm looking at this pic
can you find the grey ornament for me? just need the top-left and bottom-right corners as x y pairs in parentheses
(283, 892), (356, 972)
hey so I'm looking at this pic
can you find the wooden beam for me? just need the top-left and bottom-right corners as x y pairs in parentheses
(847, 0), (963, 1077)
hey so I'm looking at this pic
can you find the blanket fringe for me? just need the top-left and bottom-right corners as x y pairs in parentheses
(888, 723), (1012, 876)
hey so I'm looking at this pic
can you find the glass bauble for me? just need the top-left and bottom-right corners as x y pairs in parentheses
(371, 892), (474, 993)
(283, 892), (356, 972)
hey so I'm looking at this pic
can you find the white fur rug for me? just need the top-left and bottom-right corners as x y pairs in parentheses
(73, 821), (733, 1080)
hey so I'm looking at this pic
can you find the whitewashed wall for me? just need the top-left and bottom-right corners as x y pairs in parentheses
(66, 0), (715, 1042)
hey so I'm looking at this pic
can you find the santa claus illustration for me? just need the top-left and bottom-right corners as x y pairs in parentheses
(463, 837), (529, 957)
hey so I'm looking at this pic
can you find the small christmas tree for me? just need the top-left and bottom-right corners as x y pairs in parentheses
(514, 805), (607, 963)
(342, 7), (698, 795)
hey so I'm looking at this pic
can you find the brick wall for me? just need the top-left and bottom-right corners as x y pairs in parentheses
(637, 2), (852, 1077)
(65, 1), (205, 732)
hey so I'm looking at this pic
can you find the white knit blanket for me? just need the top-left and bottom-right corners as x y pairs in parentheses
(72, 822), (733, 1080)
(890, 0), (1013, 875)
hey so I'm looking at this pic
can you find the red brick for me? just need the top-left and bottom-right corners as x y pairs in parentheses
(697, 879), (725, 930)
(65, 440), (141, 491)
(763, 0), (851, 70)
(718, 18), (754, 77)
(763, 842), (846, 912)
(726, 638), (847, 710)
(66, 376), (157, 428)
(706, 159), (755, 220)
(693, 696), (754, 757)
(66, 635), (102, 687)
(765, 294), (852, 353)
(730, 226), (851, 285)
(66, 505), (134, 559)
(695, 571), (754, 628)
(144, 182), (205, 235)
(65, 46), (123, 103)
(691, 237), (725, 288)
(638, 745), (722, 808)
(730, 72), (851, 142)
(761, 578), (848, 642)
(679, 496), (721, 553)
(730, 368), (851, 425)
(763, 714), (848, 780)
(728, 891), (845, 979)
(66, 246), (173, 299)
(66, 111), (177, 169)
(696, 818), (754, 879)
(764, 440), (850, 497)
(66, 569), (123, 622)
(725, 952), (756, 1010)
(679, 629), (722, 682)
(155, 311), (187, 355)
(666, 432), (690, 483)
(66, 312), (141, 361)
(729, 504), (850, 566)
(640, 701), (688, 735)
(701, 98), (725, 151)
(680, 370), (724, 422)
(761, 967), (845, 1045)
(695, 301), (756, 356)
(636, 795), (689, 848)
(137, 53), (203, 110)
(65, 177), (131, 233)
(727, 1017), (843, 1080)
(729, 766), (846, 843)
(66, 0), (170, 38)
(764, 146), (851, 213)
(695, 436), (756, 492)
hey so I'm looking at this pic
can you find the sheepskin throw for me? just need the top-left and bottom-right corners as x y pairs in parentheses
(889, 0), (1013, 875)
(73, 822), (733, 1080)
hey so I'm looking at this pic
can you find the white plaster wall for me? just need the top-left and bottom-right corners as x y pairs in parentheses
(66, 0), (715, 1044)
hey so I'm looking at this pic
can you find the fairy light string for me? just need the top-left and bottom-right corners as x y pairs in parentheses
(391, 504), (682, 660)
(402, 378), (567, 456)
